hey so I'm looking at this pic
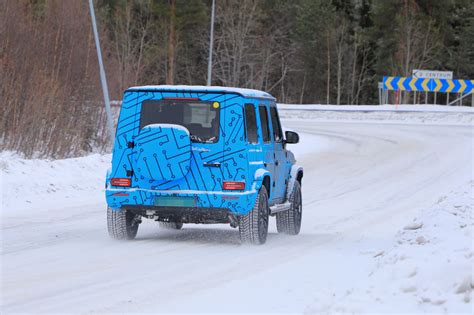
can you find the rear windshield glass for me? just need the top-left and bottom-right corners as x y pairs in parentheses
(140, 100), (220, 143)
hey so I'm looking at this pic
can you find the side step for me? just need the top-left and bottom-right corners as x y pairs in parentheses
(269, 202), (291, 215)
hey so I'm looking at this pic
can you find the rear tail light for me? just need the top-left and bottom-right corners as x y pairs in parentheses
(223, 181), (245, 190)
(111, 178), (131, 187)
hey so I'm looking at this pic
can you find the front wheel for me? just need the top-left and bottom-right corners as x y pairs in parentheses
(239, 188), (269, 245)
(276, 181), (302, 235)
(107, 207), (140, 240)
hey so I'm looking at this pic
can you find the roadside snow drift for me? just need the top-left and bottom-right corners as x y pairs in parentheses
(1, 108), (472, 313)
(1, 153), (110, 213)
(278, 104), (474, 125)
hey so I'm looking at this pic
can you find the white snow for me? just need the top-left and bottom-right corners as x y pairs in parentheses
(278, 104), (474, 113)
(278, 104), (474, 126)
(314, 182), (473, 313)
(127, 85), (274, 99)
(1, 109), (473, 313)
(1, 152), (110, 213)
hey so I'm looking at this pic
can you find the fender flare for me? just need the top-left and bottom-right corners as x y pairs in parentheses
(253, 168), (272, 196)
(105, 167), (112, 189)
(286, 165), (303, 200)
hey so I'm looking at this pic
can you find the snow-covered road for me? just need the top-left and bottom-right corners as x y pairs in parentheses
(1, 120), (472, 313)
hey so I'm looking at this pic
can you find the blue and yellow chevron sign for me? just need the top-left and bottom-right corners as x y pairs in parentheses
(383, 76), (473, 93)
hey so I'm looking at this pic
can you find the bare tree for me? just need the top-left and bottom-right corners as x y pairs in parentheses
(334, 19), (349, 105)
(108, 1), (155, 92)
(0, 0), (117, 158)
(393, 0), (441, 103)
(213, 0), (261, 87)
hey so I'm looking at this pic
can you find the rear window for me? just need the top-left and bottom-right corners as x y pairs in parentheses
(140, 100), (220, 143)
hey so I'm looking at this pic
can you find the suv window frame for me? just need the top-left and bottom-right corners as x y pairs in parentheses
(258, 104), (271, 143)
(244, 103), (258, 144)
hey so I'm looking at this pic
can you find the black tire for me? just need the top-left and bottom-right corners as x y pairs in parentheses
(276, 181), (302, 235)
(159, 222), (184, 230)
(239, 188), (269, 245)
(107, 207), (140, 240)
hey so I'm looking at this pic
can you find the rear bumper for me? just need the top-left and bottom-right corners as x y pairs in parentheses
(105, 187), (258, 216)
(126, 205), (232, 224)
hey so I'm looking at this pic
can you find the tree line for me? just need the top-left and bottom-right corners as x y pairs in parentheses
(1, 0), (473, 158)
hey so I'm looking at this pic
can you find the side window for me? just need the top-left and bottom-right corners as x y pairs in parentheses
(244, 104), (258, 143)
(258, 105), (271, 143)
(270, 106), (283, 142)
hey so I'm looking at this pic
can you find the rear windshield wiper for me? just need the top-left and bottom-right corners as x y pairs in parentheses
(190, 135), (217, 144)
(190, 135), (208, 143)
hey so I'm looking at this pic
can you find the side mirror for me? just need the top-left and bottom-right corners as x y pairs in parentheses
(285, 131), (299, 144)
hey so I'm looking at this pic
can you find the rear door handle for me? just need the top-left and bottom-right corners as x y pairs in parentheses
(204, 163), (220, 168)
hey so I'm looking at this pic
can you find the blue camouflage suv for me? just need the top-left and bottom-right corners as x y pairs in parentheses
(106, 85), (303, 244)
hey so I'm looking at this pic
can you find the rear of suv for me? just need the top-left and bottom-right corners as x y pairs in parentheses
(106, 85), (303, 244)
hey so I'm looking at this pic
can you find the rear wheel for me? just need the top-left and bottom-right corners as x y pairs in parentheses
(276, 181), (302, 235)
(239, 188), (269, 245)
(159, 222), (184, 230)
(107, 207), (140, 240)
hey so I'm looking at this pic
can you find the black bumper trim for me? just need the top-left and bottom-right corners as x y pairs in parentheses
(125, 205), (233, 224)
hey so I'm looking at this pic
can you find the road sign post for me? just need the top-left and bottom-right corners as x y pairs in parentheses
(378, 82), (383, 105)
(88, 0), (115, 145)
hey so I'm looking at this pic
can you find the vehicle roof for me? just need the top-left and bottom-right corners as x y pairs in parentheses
(126, 85), (276, 100)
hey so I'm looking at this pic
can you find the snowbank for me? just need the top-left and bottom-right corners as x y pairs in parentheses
(278, 104), (474, 125)
(323, 182), (473, 313)
(0, 152), (110, 213)
(279, 104), (474, 113)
